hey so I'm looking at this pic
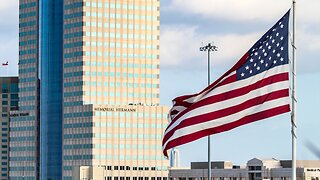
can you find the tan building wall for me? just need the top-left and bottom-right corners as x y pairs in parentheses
(64, 105), (169, 179)
(63, 0), (168, 179)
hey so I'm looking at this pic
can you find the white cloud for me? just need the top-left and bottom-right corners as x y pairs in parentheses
(161, 24), (320, 73)
(165, 0), (320, 23)
(161, 25), (260, 69)
(298, 28), (320, 52)
(297, 0), (320, 23)
(295, 28), (320, 74)
(0, 1), (18, 31)
(0, 1), (17, 10)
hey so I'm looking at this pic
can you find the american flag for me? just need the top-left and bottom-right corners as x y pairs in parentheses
(162, 10), (291, 157)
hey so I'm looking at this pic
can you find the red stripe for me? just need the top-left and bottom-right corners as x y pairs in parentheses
(165, 72), (288, 133)
(169, 53), (250, 106)
(163, 104), (290, 157)
(162, 88), (289, 145)
(216, 73), (236, 87)
(166, 74), (236, 128)
(169, 74), (237, 119)
(167, 53), (250, 128)
(198, 53), (250, 94)
(171, 101), (193, 108)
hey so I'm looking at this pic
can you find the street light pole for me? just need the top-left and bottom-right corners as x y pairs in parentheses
(199, 43), (218, 180)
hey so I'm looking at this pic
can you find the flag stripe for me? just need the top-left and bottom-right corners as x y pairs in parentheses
(165, 75), (289, 138)
(183, 71), (237, 104)
(166, 65), (289, 129)
(163, 10), (291, 157)
(163, 104), (290, 156)
(163, 88), (289, 145)
(202, 66), (288, 102)
(169, 71), (239, 121)
(163, 96), (290, 151)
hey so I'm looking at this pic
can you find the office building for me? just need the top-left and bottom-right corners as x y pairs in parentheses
(10, 1), (40, 180)
(169, 158), (320, 180)
(0, 77), (18, 179)
(12, 0), (168, 179)
(10, 0), (56, 179)
(63, 0), (167, 179)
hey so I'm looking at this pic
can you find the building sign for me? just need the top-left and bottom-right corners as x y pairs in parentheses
(94, 106), (137, 112)
(307, 169), (320, 172)
(9, 112), (29, 117)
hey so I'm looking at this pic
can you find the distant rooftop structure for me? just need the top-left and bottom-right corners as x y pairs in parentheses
(169, 158), (320, 180)
(170, 148), (181, 168)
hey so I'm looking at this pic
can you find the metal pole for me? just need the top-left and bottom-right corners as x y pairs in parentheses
(200, 43), (217, 180)
(291, 1), (297, 180)
(207, 48), (211, 180)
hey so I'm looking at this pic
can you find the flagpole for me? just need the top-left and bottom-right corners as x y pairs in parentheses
(291, 1), (297, 180)
(200, 43), (217, 180)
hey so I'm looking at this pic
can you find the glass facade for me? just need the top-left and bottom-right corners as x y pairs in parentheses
(14, 0), (168, 179)
(39, 0), (64, 179)
(10, 0), (40, 179)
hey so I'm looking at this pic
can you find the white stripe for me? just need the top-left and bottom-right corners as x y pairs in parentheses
(184, 81), (289, 120)
(199, 64), (289, 102)
(172, 65), (288, 120)
(163, 96), (289, 149)
(183, 71), (237, 103)
(170, 106), (187, 113)
(164, 78), (289, 135)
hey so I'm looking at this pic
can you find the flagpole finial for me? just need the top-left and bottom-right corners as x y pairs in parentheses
(200, 43), (218, 52)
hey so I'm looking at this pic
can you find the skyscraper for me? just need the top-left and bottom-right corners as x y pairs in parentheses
(12, 0), (168, 179)
(39, 0), (64, 179)
(10, 1), (40, 179)
(62, 0), (168, 179)
(0, 77), (18, 179)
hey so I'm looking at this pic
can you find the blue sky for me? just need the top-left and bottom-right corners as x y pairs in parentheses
(159, 0), (320, 166)
(1, 0), (320, 166)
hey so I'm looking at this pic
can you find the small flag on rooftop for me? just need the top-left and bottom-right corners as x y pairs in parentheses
(2, 61), (8, 66)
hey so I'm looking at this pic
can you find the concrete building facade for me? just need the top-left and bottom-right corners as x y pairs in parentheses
(169, 158), (320, 180)
(63, 0), (168, 179)
(0, 77), (18, 179)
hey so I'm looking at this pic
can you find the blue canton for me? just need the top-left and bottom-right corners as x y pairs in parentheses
(237, 11), (290, 80)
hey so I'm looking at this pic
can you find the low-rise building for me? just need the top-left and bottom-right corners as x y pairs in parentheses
(169, 158), (320, 180)
(0, 77), (18, 179)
